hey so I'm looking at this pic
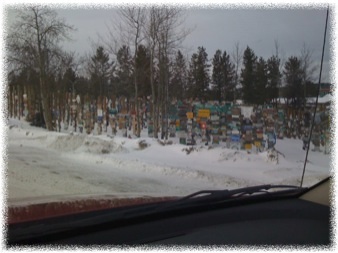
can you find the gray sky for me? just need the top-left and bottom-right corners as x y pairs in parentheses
(4, 4), (334, 83)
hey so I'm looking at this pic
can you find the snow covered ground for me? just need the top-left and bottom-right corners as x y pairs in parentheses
(5, 118), (331, 206)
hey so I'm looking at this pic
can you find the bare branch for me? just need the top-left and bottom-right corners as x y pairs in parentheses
(6, 6), (75, 130)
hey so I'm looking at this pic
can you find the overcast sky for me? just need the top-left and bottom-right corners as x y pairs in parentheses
(4, 2), (335, 83)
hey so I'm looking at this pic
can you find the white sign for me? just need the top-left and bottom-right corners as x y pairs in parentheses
(97, 109), (103, 117)
(210, 115), (219, 121)
(240, 106), (253, 118)
(76, 95), (81, 104)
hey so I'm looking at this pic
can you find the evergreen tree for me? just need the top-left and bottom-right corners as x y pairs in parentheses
(240, 46), (257, 104)
(211, 50), (235, 102)
(283, 56), (304, 107)
(211, 50), (223, 102)
(88, 46), (113, 100)
(115, 45), (133, 98)
(267, 55), (282, 106)
(187, 52), (198, 99)
(187, 46), (210, 101)
(135, 44), (151, 98)
(62, 67), (77, 93)
(170, 50), (188, 100)
(254, 57), (268, 105)
(304, 81), (319, 97)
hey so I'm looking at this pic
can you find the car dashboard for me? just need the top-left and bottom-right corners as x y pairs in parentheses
(7, 178), (331, 246)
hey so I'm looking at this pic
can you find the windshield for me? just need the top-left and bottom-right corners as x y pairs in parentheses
(3, 3), (333, 217)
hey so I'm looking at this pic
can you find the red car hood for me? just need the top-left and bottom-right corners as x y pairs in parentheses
(7, 194), (178, 224)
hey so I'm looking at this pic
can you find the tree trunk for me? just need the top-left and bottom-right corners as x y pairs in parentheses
(157, 45), (163, 139)
(150, 45), (158, 139)
(135, 75), (140, 137)
(164, 57), (169, 140)
(39, 74), (53, 130)
(9, 84), (13, 118)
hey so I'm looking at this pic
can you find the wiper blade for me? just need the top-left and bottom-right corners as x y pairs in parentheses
(156, 184), (305, 211)
(181, 184), (302, 200)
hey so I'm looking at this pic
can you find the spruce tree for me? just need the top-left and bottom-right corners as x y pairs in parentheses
(212, 50), (235, 102)
(211, 50), (223, 102)
(88, 46), (113, 100)
(267, 55), (282, 106)
(255, 57), (268, 105)
(170, 50), (188, 100)
(283, 56), (304, 107)
(135, 44), (151, 98)
(240, 46), (257, 104)
(221, 51), (235, 102)
(115, 45), (133, 98)
(187, 46), (210, 102)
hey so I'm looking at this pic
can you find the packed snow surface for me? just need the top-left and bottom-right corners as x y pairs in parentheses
(6, 118), (331, 205)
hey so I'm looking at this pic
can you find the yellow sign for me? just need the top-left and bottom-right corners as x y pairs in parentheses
(198, 109), (210, 118)
(254, 141), (261, 147)
(186, 112), (194, 119)
(245, 143), (252, 150)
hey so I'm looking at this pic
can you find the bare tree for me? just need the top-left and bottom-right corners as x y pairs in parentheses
(300, 43), (318, 104)
(144, 7), (191, 139)
(274, 39), (286, 79)
(231, 41), (243, 103)
(117, 7), (146, 138)
(160, 8), (191, 139)
(7, 6), (74, 130)
(143, 7), (169, 139)
(102, 6), (191, 139)
(101, 11), (130, 58)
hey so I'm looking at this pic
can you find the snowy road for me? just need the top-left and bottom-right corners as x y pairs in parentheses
(6, 118), (331, 205)
(7, 143), (196, 200)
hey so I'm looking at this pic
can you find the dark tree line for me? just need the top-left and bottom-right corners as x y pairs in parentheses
(7, 6), (320, 135)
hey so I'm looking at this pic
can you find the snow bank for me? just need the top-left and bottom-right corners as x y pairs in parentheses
(48, 134), (127, 154)
(6, 118), (331, 203)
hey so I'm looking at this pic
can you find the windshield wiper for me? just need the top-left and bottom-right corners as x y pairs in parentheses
(180, 184), (302, 200)
(8, 184), (306, 245)
(154, 184), (306, 213)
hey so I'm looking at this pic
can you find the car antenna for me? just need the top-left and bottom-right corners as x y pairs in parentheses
(300, 6), (330, 188)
